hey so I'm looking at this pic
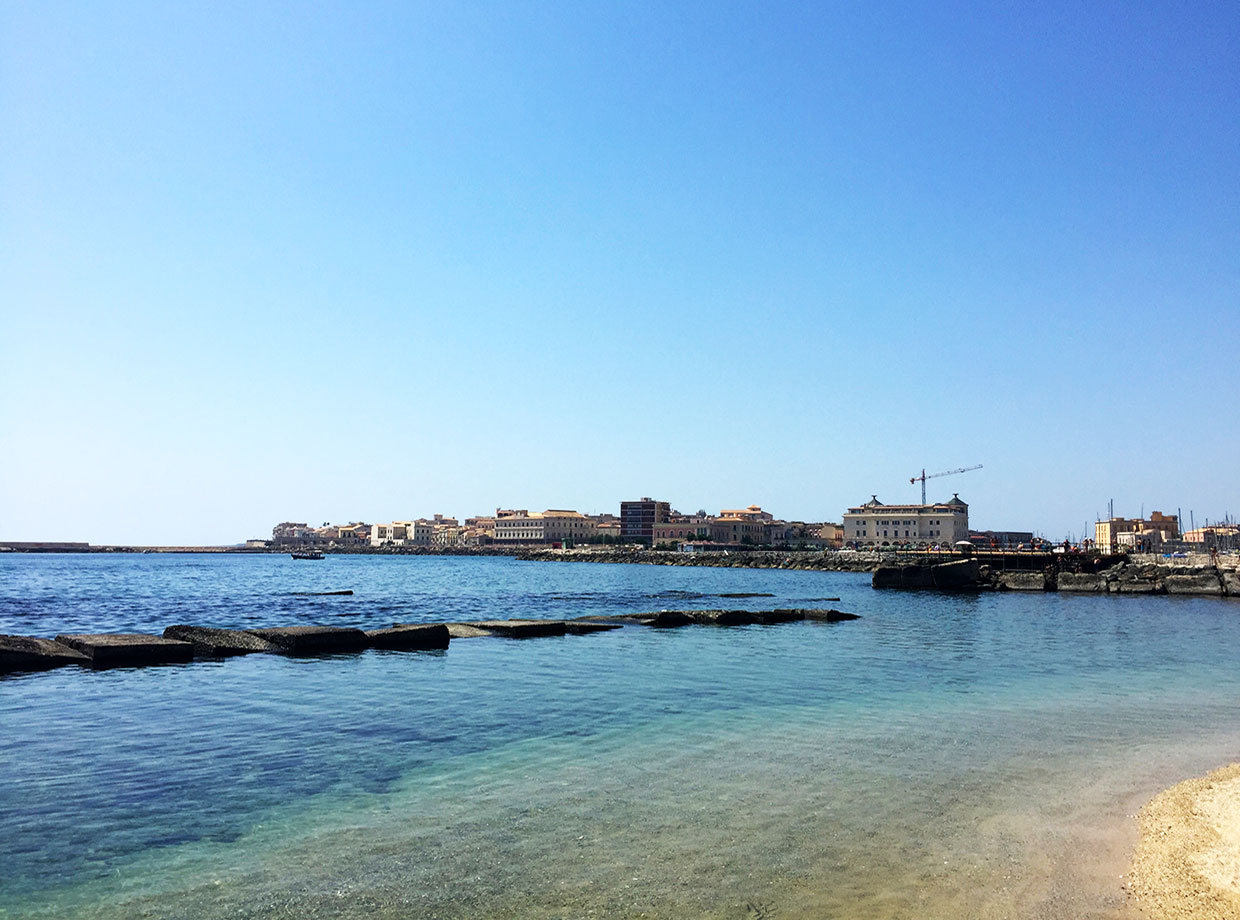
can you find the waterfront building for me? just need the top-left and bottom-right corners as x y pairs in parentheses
(620, 498), (671, 544)
(370, 521), (434, 547)
(652, 521), (710, 545)
(332, 523), (371, 545)
(541, 510), (595, 544)
(465, 516), (497, 538)
(719, 505), (774, 523)
(1094, 512), (1179, 552)
(1183, 524), (1239, 551)
(493, 513), (545, 543)
(843, 495), (969, 546)
(710, 516), (766, 545)
(431, 525), (463, 548)
(816, 523), (844, 547)
(493, 510), (596, 544)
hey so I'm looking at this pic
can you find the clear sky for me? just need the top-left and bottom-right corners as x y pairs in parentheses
(3, 1), (1237, 545)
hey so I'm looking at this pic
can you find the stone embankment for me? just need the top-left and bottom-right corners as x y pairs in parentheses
(518, 547), (883, 572)
(0, 608), (858, 676)
(1049, 557), (1239, 596)
(875, 554), (1239, 596)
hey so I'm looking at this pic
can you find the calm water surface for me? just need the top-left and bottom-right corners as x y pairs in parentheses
(2, 553), (1239, 919)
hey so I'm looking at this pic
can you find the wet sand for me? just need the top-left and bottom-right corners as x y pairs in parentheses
(1129, 762), (1240, 920)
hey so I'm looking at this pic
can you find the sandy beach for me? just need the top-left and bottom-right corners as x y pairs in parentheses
(1129, 762), (1240, 919)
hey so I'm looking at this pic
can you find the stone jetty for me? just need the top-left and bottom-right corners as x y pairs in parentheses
(873, 554), (1240, 596)
(0, 607), (860, 676)
(521, 547), (1239, 600)
(585, 608), (860, 628)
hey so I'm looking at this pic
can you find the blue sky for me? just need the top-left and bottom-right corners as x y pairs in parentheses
(3, 1), (1237, 544)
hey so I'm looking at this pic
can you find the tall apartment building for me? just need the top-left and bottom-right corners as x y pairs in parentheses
(843, 495), (970, 545)
(620, 498), (670, 544)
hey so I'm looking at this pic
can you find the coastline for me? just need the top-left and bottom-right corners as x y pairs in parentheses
(1129, 762), (1240, 920)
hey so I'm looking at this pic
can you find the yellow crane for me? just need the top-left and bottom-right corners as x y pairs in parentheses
(910, 464), (982, 504)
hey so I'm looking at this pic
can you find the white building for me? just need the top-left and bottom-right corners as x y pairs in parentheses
(370, 521), (434, 547)
(843, 495), (970, 546)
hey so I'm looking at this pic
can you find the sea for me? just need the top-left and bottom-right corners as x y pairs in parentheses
(2, 552), (1239, 919)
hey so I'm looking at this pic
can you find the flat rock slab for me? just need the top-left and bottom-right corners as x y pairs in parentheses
(564, 620), (623, 634)
(365, 624), (451, 649)
(163, 625), (279, 656)
(1057, 572), (1109, 593)
(0, 635), (90, 673)
(999, 572), (1049, 591)
(690, 609), (760, 625)
(756, 609), (809, 623)
(645, 611), (695, 628)
(1112, 580), (1159, 594)
(445, 623), (496, 638)
(246, 626), (370, 654)
(55, 633), (194, 668)
(800, 609), (861, 622)
(1225, 572), (1240, 598)
(467, 620), (569, 638)
(1164, 574), (1224, 596)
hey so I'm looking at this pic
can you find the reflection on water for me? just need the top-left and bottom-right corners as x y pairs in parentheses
(2, 555), (1239, 918)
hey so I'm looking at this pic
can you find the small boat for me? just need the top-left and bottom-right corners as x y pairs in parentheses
(290, 551), (325, 560)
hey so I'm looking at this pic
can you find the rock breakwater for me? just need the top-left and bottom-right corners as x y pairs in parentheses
(517, 547), (883, 572)
(874, 555), (1239, 596)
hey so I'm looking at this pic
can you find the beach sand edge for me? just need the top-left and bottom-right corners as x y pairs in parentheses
(1128, 761), (1240, 920)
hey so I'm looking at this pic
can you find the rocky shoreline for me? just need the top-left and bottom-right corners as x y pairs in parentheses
(518, 547), (1240, 597)
(517, 546), (884, 571)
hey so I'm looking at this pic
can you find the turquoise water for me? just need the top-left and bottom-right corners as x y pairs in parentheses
(2, 554), (1239, 918)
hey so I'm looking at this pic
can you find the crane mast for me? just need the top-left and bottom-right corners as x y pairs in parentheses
(910, 464), (982, 504)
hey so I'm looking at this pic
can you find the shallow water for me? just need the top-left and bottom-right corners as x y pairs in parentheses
(2, 554), (1239, 918)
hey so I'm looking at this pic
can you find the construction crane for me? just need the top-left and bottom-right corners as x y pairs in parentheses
(910, 464), (982, 504)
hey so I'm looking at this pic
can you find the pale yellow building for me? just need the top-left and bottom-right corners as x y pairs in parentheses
(843, 495), (969, 546)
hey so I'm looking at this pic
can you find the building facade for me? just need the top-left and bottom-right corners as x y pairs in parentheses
(843, 495), (970, 546)
(709, 516), (766, 545)
(620, 498), (671, 544)
(492, 510), (595, 544)
(370, 521), (434, 547)
(1094, 512), (1179, 551)
(652, 521), (711, 545)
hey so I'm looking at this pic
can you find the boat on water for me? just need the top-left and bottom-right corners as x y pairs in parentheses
(290, 551), (325, 560)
